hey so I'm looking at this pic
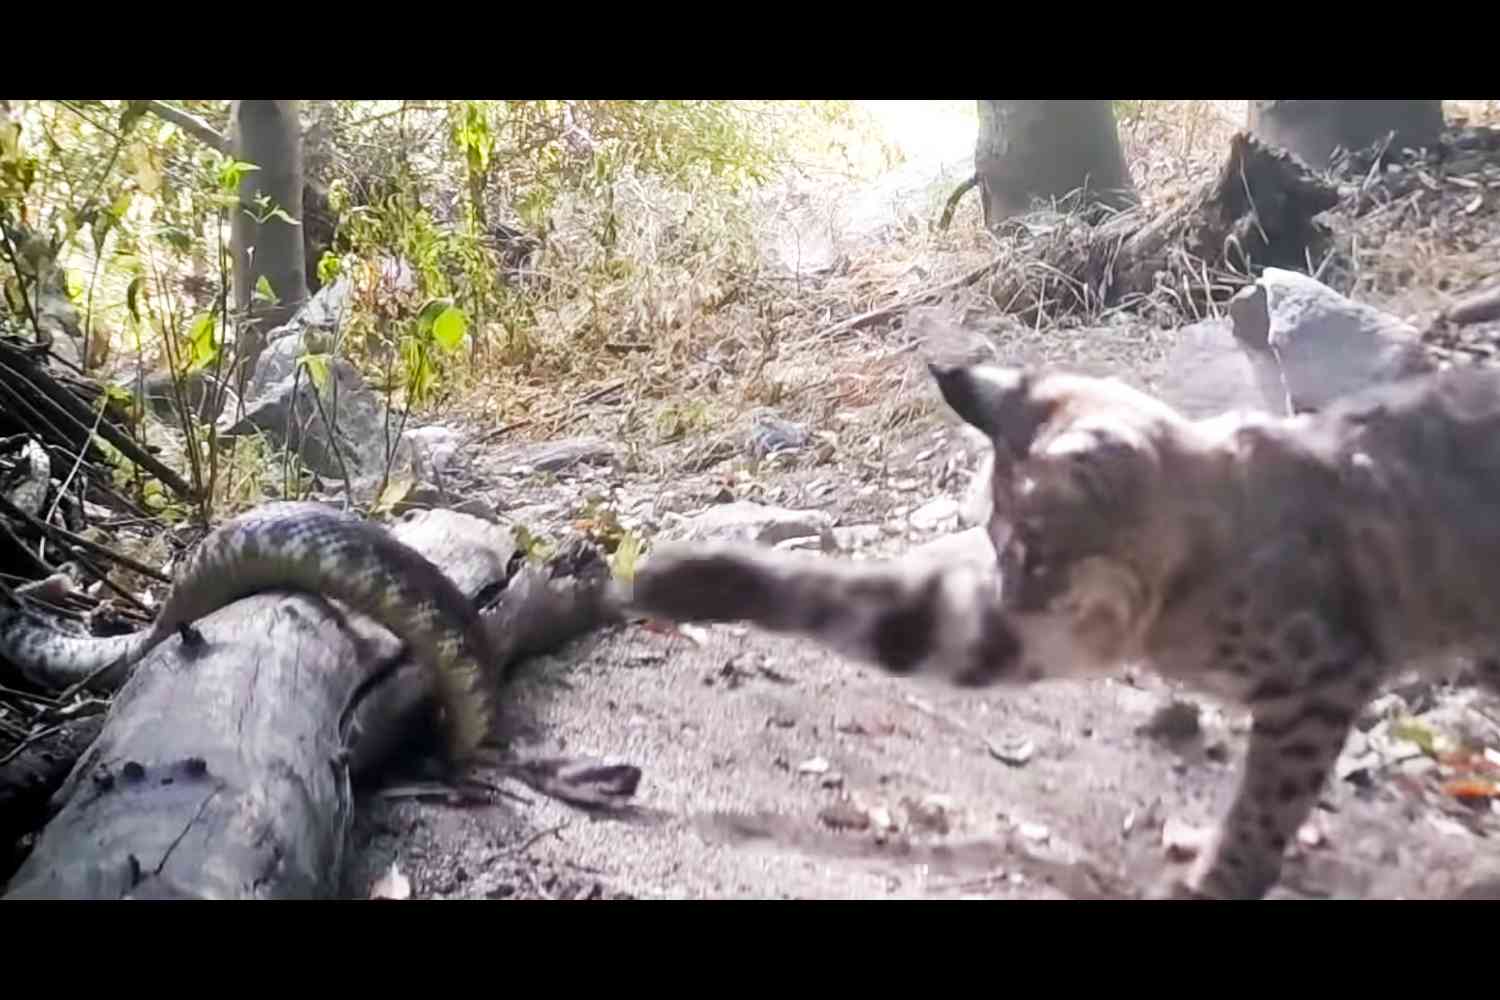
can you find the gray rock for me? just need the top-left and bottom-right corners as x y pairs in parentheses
(668, 501), (834, 546)
(496, 436), (617, 473)
(394, 425), (465, 482)
(1259, 267), (1432, 411)
(747, 411), (809, 458)
(832, 524), (883, 551)
(908, 526), (996, 573)
(1157, 318), (1280, 418)
(212, 279), (394, 487)
(909, 496), (960, 532)
(223, 351), (389, 483)
(1160, 269), (1433, 419)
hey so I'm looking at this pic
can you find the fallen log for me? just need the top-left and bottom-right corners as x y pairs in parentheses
(1, 507), (619, 899)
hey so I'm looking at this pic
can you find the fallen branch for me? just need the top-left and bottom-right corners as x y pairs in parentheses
(143, 102), (227, 152)
(1444, 281), (1500, 327)
(815, 255), (1005, 341)
(0, 338), (196, 501)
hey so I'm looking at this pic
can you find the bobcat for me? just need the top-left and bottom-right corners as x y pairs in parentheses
(623, 357), (1500, 899)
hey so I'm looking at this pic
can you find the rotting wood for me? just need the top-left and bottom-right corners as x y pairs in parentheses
(815, 133), (1340, 339)
(0, 507), (620, 899)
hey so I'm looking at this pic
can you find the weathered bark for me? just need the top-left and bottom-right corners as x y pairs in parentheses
(974, 101), (1137, 228)
(229, 100), (309, 384)
(1, 509), (617, 899)
(1108, 131), (1340, 291)
(1247, 100), (1445, 167)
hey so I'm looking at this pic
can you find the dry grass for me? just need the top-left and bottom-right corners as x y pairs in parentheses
(42, 100), (1500, 487)
(440, 102), (1243, 454)
(464, 98), (1500, 465)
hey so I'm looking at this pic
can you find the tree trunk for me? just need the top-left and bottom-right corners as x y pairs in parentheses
(228, 100), (309, 385)
(1247, 100), (1445, 168)
(1, 509), (618, 899)
(974, 100), (1137, 228)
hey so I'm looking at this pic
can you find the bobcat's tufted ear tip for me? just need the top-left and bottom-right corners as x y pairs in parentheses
(929, 363), (1030, 438)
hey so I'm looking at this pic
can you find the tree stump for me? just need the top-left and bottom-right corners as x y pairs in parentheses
(986, 131), (1342, 322)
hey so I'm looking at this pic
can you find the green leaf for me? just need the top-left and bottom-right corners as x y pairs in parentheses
(103, 383), (135, 407)
(216, 158), (259, 193)
(316, 251), (341, 287)
(186, 312), (218, 371)
(416, 297), (453, 336)
(254, 274), (279, 304)
(609, 530), (644, 582)
(400, 334), (438, 405)
(161, 226), (195, 253)
(298, 352), (331, 394)
(373, 474), (415, 515)
(431, 305), (468, 352)
(265, 206), (301, 227)
(1392, 718), (1438, 756)
(126, 276), (144, 325)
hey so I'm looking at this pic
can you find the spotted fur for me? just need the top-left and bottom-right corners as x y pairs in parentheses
(626, 360), (1500, 899)
(0, 502), (498, 765)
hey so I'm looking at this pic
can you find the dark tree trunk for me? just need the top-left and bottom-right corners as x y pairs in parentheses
(974, 100), (1137, 228)
(228, 100), (309, 384)
(1247, 100), (1445, 168)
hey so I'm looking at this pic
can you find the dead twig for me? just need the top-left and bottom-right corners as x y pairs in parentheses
(0, 493), (170, 586)
(814, 255), (1005, 342)
(937, 174), (979, 232)
(511, 821), (571, 857)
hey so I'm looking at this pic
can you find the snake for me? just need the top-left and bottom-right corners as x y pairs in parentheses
(0, 501), (497, 765)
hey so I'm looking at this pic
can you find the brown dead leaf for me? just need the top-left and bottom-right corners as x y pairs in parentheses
(1441, 778), (1499, 801)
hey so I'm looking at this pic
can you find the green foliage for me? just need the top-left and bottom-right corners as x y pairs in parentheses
(1, 99), (885, 531)
(185, 311), (218, 371)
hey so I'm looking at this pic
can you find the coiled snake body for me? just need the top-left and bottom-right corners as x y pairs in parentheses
(0, 502), (496, 764)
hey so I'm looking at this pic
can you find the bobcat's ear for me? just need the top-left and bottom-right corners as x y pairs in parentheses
(928, 362), (1053, 460)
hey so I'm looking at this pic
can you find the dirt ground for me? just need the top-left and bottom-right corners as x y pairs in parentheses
(340, 387), (1500, 901)
(337, 117), (1500, 901)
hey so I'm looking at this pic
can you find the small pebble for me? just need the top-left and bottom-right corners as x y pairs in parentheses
(798, 756), (830, 775)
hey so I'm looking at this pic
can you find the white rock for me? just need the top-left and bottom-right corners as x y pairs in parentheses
(909, 497), (960, 531)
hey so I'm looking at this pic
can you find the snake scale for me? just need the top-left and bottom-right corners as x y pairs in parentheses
(0, 501), (497, 765)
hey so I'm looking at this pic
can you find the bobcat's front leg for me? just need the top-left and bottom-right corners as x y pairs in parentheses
(625, 542), (1023, 687)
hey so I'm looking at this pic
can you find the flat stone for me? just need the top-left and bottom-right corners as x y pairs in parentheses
(909, 497), (960, 531)
(669, 501), (834, 546)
